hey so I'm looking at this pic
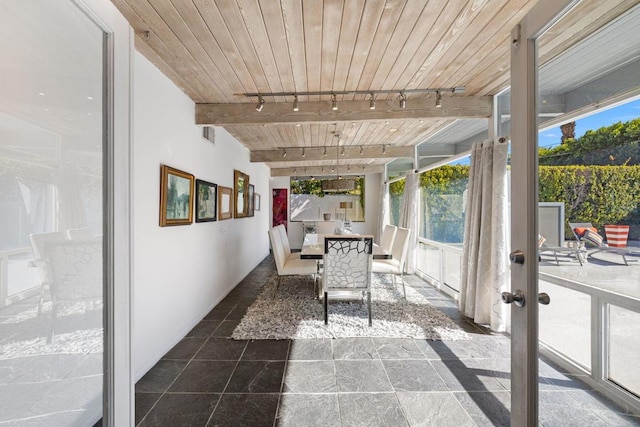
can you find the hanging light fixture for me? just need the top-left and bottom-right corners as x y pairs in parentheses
(435, 91), (442, 108)
(293, 94), (299, 111)
(322, 136), (357, 193)
(331, 93), (338, 111)
(399, 92), (407, 109)
(255, 95), (265, 112)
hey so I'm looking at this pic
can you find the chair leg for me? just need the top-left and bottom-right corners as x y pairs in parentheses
(324, 292), (328, 325)
(400, 272), (406, 299)
(367, 290), (372, 326)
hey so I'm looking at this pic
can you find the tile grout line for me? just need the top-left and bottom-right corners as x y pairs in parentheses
(272, 339), (292, 427)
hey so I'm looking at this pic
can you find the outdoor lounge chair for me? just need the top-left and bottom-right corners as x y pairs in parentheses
(569, 222), (640, 266)
(538, 234), (586, 266)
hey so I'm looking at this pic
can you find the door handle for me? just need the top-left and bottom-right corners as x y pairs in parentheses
(501, 290), (525, 307)
(510, 250), (525, 264)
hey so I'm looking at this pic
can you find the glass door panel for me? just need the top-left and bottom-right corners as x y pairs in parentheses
(0, 1), (106, 425)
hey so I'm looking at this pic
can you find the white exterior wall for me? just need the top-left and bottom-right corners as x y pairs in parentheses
(132, 52), (270, 378)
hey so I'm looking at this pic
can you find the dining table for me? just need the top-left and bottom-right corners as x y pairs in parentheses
(300, 233), (392, 260)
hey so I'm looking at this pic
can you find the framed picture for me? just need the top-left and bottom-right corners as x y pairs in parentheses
(195, 179), (217, 222)
(160, 165), (194, 226)
(254, 193), (261, 211)
(272, 188), (287, 230)
(233, 169), (250, 218)
(247, 184), (255, 217)
(218, 185), (233, 220)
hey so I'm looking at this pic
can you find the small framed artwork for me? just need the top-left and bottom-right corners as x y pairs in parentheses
(160, 165), (194, 226)
(233, 169), (250, 218)
(247, 184), (255, 217)
(195, 179), (217, 222)
(254, 193), (261, 211)
(218, 185), (233, 220)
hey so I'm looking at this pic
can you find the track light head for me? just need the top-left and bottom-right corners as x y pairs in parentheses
(382, 145), (387, 155)
(359, 146), (364, 155)
(323, 146), (327, 157)
(341, 146), (345, 156)
(435, 91), (442, 108)
(369, 93), (376, 110)
(399, 92), (407, 109)
(331, 93), (338, 111)
(282, 149), (287, 158)
(256, 96), (265, 112)
(302, 147), (306, 157)
(293, 94), (299, 111)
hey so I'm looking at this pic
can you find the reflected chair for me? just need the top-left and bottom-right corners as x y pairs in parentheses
(322, 236), (373, 325)
(43, 238), (103, 342)
(379, 224), (397, 253)
(268, 226), (317, 293)
(569, 222), (639, 265)
(372, 226), (411, 298)
(30, 231), (68, 314)
(66, 227), (94, 239)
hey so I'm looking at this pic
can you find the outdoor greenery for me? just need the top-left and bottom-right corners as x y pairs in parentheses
(290, 177), (366, 210)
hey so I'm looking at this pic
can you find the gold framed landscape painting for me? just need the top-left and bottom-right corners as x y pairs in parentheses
(159, 165), (194, 226)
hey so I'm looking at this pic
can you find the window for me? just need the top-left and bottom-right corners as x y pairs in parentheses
(290, 177), (365, 222)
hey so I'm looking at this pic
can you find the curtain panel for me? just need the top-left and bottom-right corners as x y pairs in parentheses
(459, 139), (509, 332)
(400, 172), (419, 274)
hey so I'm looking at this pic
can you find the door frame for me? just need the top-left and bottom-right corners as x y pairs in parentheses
(509, 0), (580, 424)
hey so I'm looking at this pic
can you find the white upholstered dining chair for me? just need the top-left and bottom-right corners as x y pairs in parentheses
(268, 226), (317, 293)
(379, 224), (397, 253)
(372, 226), (411, 298)
(322, 236), (373, 326)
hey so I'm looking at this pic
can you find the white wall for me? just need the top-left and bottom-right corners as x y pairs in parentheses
(270, 173), (381, 249)
(133, 52), (270, 378)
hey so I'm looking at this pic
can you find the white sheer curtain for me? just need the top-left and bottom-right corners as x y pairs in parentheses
(399, 172), (419, 274)
(377, 174), (389, 242)
(459, 139), (509, 332)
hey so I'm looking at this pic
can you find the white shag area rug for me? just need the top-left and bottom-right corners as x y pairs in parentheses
(232, 274), (468, 340)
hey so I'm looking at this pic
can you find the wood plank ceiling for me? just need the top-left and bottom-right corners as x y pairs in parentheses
(111, 0), (636, 177)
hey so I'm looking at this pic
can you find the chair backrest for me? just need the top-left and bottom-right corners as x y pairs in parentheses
(275, 224), (291, 258)
(66, 227), (94, 239)
(569, 222), (597, 240)
(391, 227), (411, 269)
(323, 237), (372, 291)
(45, 239), (102, 301)
(380, 225), (397, 252)
(268, 227), (287, 274)
(30, 231), (68, 283)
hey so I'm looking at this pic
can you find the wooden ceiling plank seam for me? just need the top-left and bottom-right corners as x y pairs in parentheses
(148, 0), (233, 100)
(166, 0), (244, 98)
(319, 0), (345, 93)
(367, 0), (431, 95)
(133, 35), (204, 102)
(342, 0), (387, 100)
(235, 0), (285, 94)
(280, 0), (309, 99)
(258, 0), (297, 94)
(353, 0), (408, 100)
(331, 0), (366, 93)
(214, 0), (272, 93)
(431, 0), (529, 91)
(419, 0), (525, 91)
(185, 0), (259, 96)
(192, 0), (263, 95)
(302, 1), (324, 101)
(126, 0), (224, 100)
(389, 0), (466, 94)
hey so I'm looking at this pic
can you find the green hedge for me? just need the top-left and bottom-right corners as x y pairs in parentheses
(539, 165), (640, 240)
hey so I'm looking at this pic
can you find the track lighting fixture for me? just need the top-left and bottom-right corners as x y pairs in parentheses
(435, 91), (442, 108)
(382, 145), (387, 155)
(323, 146), (327, 157)
(282, 149), (287, 158)
(293, 94), (299, 111)
(399, 92), (407, 109)
(302, 147), (306, 157)
(331, 93), (338, 111)
(341, 146), (345, 156)
(255, 96), (264, 112)
(360, 146), (364, 155)
(369, 93), (376, 110)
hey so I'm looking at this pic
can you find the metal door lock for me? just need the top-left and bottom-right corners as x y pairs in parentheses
(502, 290), (525, 307)
(510, 250), (525, 264)
(538, 293), (550, 305)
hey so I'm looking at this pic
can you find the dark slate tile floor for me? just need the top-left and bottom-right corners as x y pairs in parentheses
(135, 256), (640, 426)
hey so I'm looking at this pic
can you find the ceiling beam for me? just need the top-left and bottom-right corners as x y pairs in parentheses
(251, 145), (414, 162)
(196, 96), (492, 125)
(270, 164), (383, 177)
